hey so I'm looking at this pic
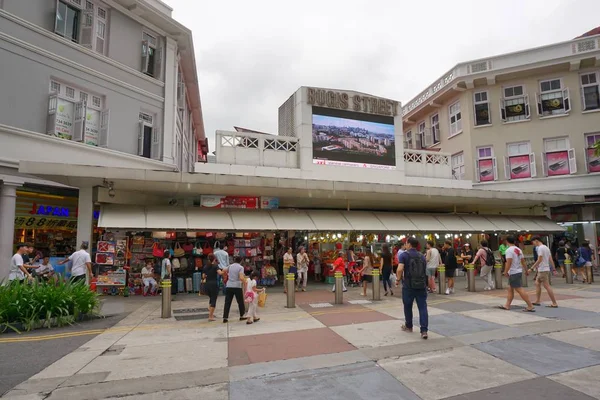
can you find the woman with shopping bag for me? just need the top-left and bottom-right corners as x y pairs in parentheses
(245, 271), (265, 324)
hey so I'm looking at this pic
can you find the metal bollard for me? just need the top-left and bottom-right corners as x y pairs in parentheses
(565, 260), (573, 284)
(334, 271), (343, 304)
(286, 273), (296, 308)
(585, 264), (593, 284)
(466, 265), (476, 292)
(371, 269), (381, 301)
(161, 280), (172, 318)
(521, 269), (529, 287)
(438, 265), (447, 295)
(494, 264), (503, 290)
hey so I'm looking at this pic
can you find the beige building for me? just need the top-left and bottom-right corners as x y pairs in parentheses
(402, 31), (600, 247)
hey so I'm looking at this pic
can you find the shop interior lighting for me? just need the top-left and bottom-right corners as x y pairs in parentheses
(337, 233), (342, 238)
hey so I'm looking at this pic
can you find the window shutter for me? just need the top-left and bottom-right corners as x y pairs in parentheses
(535, 93), (542, 116)
(524, 94), (531, 118)
(504, 156), (511, 180)
(474, 160), (480, 182)
(177, 82), (185, 110)
(138, 121), (145, 156)
(423, 128), (433, 147)
(563, 88), (571, 112)
(542, 152), (548, 177)
(568, 148), (577, 174)
(54, 0), (62, 35)
(73, 101), (86, 142)
(46, 94), (58, 136)
(154, 47), (162, 80)
(80, 10), (94, 48)
(141, 40), (150, 74)
(96, 33), (105, 55)
(151, 126), (161, 160)
(99, 109), (110, 148)
(529, 153), (537, 177)
(415, 132), (423, 149)
(500, 99), (506, 121)
(492, 157), (498, 180)
(585, 147), (590, 172)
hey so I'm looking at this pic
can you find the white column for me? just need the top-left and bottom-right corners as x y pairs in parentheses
(162, 36), (178, 165)
(76, 187), (94, 250)
(0, 181), (21, 279)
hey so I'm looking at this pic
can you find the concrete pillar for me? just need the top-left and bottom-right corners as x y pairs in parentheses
(162, 36), (178, 165)
(76, 187), (94, 250)
(0, 181), (21, 279)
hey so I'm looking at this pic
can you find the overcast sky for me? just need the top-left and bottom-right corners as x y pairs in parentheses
(166, 0), (600, 150)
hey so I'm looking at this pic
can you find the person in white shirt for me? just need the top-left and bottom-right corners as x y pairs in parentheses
(141, 260), (157, 296)
(35, 255), (55, 282)
(59, 242), (92, 284)
(296, 246), (309, 292)
(528, 237), (558, 308)
(9, 243), (33, 282)
(500, 236), (535, 312)
(425, 241), (441, 293)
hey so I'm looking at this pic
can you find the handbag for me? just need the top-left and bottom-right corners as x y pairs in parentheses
(576, 256), (586, 268)
(244, 291), (255, 303)
(202, 242), (213, 255)
(173, 242), (185, 258)
(172, 258), (181, 269)
(182, 242), (194, 254)
(152, 242), (164, 258)
(193, 242), (203, 256)
(180, 257), (189, 270)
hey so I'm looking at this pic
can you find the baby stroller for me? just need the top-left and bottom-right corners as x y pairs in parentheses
(348, 260), (362, 287)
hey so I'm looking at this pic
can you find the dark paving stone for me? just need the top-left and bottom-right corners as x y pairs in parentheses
(230, 361), (421, 400)
(428, 313), (504, 337)
(474, 335), (600, 376)
(432, 300), (491, 313)
(509, 305), (599, 321)
(444, 377), (597, 400)
(173, 308), (209, 314)
(173, 313), (209, 321)
(228, 328), (356, 367)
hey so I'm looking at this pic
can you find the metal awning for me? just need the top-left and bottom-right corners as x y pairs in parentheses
(435, 215), (474, 232)
(375, 212), (418, 231)
(229, 210), (277, 231)
(405, 214), (444, 232)
(459, 215), (498, 232)
(98, 205), (146, 229)
(484, 216), (517, 231)
(145, 207), (187, 230)
(508, 217), (544, 232)
(269, 210), (316, 231)
(187, 209), (235, 231)
(306, 210), (353, 231)
(342, 211), (386, 231)
(530, 218), (565, 232)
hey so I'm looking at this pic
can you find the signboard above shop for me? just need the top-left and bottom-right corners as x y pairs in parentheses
(307, 88), (399, 117)
(200, 196), (279, 209)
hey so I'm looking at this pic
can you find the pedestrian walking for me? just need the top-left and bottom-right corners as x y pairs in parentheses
(499, 238), (508, 265)
(213, 242), (229, 294)
(283, 247), (295, 293)
(472, 240), (495, 290)
(203, 254), (221, 321)
(9, 243), (33, 283)
(397, 237), (429, 339)
(425, 241), (441, 293)
(380, 244), (394, 296)
(296, 246), (309, 291)
(244, 271), (264, 325)
(360, 248), (374, 296)
(555, 240), (568, 278)
(528, 237), (558, 308)
(499, 236), (535, 312)
(222, 256), (248, 323)
(578, 241), (593, 283)
(311, 243), (322, 282)
(442, 241), (457, 295)
(58, 242), (92, 284)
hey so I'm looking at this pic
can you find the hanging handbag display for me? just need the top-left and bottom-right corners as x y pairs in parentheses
(203, 242), (213, 255)
(173, 242), (185, 258)
(172, 258), (181, 269)
(193, 242), (203, 256)
(152, 242), (164, 258)
(180, 257), (189, 270)
(182, 242), (194, 254)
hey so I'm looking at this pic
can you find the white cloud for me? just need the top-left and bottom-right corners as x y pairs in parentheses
(165, 0), (600, 151)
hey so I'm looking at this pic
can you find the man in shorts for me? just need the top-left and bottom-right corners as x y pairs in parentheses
(500, 236), (535, 312)
(528, 236), (558, 308)
(442, 241), (457, 295)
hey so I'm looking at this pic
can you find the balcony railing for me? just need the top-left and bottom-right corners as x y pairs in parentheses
(215, 130), (299, 168)
(403, 149), (452, 179)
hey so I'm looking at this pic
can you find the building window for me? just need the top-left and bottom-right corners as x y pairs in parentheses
(536, 78), (570, 116)
(584, 133), (600, 173)
(50, 81), (61, 93)
(448, 102), (462, 137)
(138, 113), (161, 160)
(66, 86), (75, 99)
(475, 146), (497, 182)
(430, 114), (440, 144)
(500, 85), (530, 122)
(542, 137), (576, 176)
(54, 1), (80, 43)
(473, 91), (491, 126)
(142, 32), (162, 79)
(79, 91), (88, 104)
(416, 121), (425, 149)
(451, 152), (465, 180)
(505, 141), (535, 180)
(581, 72), (600, 111)
(404, 130), (413, 150)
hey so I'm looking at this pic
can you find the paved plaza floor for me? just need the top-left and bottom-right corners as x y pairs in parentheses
(3, 276), (600, 400)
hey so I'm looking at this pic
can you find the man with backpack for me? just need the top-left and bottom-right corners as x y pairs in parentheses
(397, 237), (429, 340)
(472, 240), (495, 291)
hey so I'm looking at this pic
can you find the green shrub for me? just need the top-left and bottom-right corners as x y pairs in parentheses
(0, 280), (101, 333)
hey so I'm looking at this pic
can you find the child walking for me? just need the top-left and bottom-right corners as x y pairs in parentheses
(245, 271), (264, 325)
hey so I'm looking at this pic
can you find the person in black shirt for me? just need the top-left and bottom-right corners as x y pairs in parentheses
(203, 254), (223, 322)
(380, 244), (394, 296)
(443, 240), (458, 295)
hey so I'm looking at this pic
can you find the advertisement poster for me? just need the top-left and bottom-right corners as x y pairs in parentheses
(587, 148), (600, 173)
(55, 98), (74, 140)
(260, 196), (279, 209)
(200, 195), (259, 209)
(478, 159), (494, 182)
(546, 151), (569, 176)
(84, 109), (99, 146)
(312, 107), (395, 170)
(509, 155), (531, 179)
(97, 241), (116, 253)
(14, 216), (77, 231)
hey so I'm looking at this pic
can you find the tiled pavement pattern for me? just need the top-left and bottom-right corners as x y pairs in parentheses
(3, 277), (600, 400)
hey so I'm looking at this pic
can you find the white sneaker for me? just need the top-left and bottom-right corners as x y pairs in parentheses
(445, 288), (450, 295)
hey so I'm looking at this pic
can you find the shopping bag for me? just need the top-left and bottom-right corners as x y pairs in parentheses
(258, 291), (267, 308)
(390, 272), (397, 287)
